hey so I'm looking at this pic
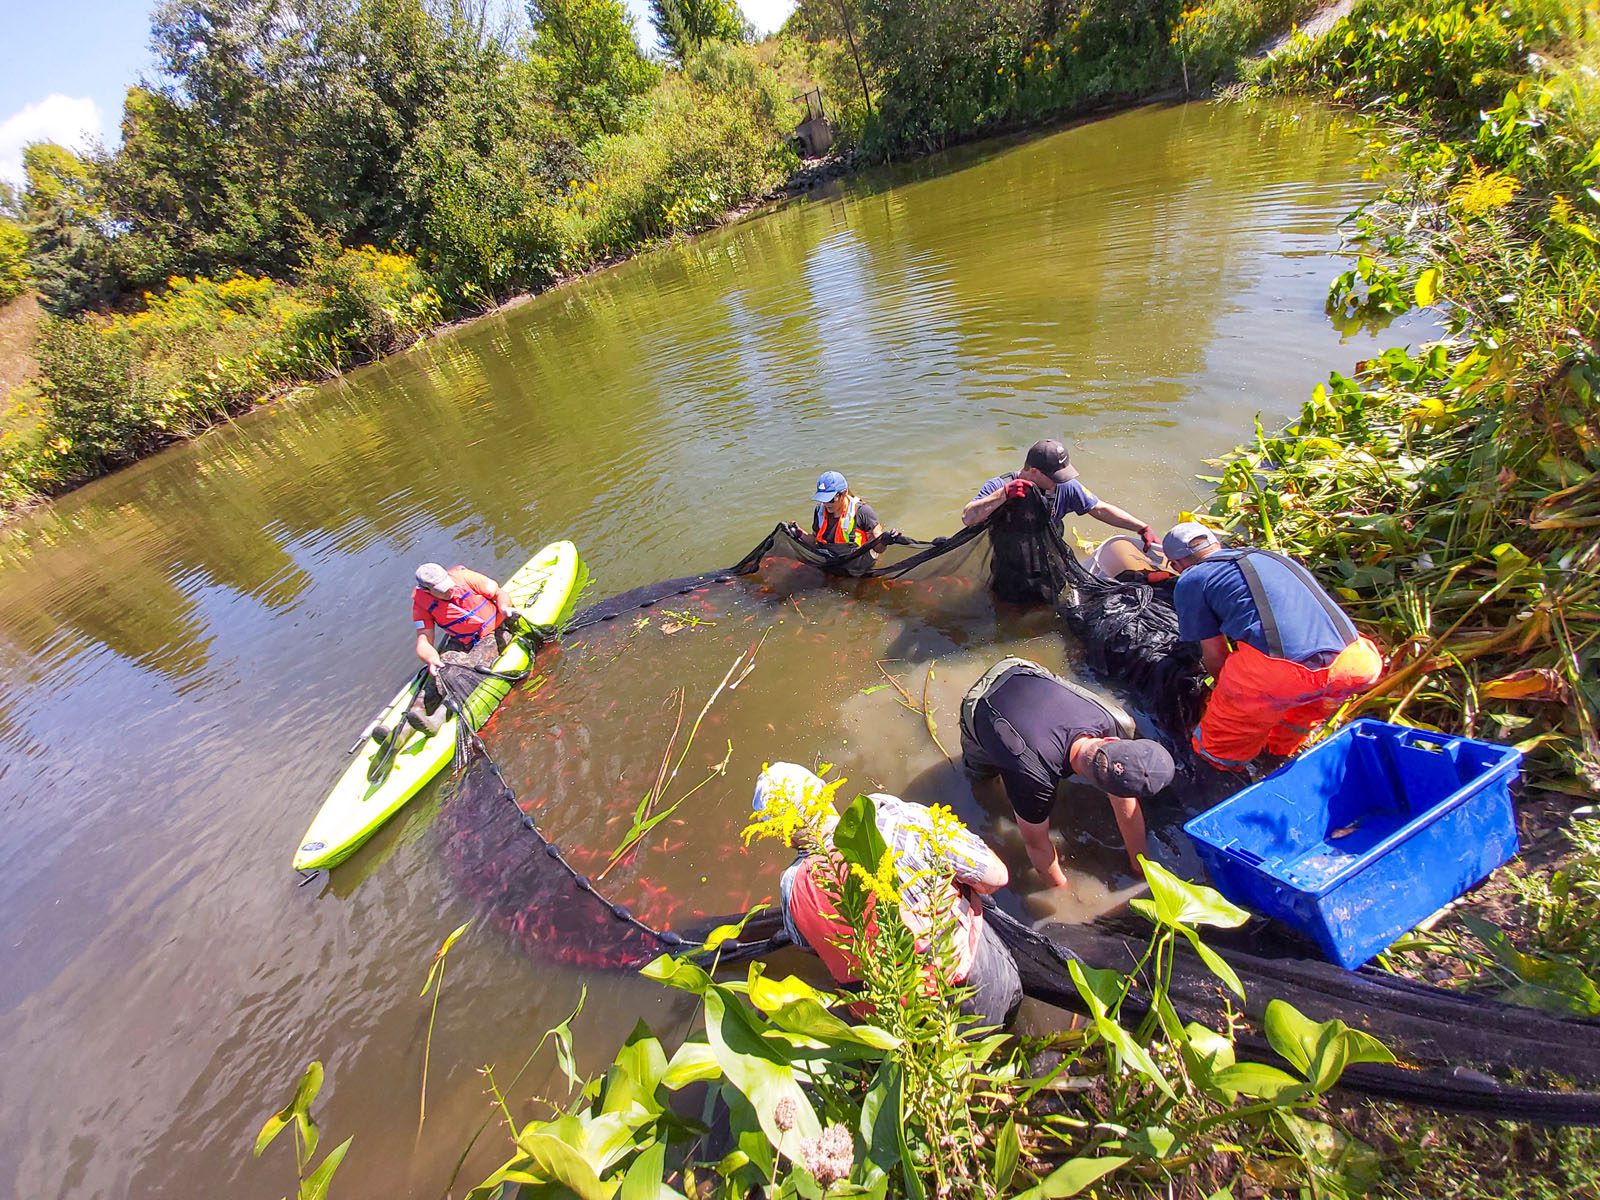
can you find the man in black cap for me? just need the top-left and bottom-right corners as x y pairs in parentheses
(961, 438), (1157, 552)
(959, 658), (1175, 882)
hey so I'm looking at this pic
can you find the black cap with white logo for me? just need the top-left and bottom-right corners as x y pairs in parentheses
(1024, 439), (1079, 484)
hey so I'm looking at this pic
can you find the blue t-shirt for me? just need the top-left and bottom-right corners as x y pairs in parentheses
(976, 474), (1100, 524)
(1174, 552), (1351, 666)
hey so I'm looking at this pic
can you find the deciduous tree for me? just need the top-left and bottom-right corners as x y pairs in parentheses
(647, 0), (747, 63)
(529, 0), (659, 137)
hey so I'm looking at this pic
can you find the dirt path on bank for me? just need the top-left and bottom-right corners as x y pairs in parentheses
(1260, 0), (1355, 55)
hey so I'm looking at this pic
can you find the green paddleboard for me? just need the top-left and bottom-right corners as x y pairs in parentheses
(293, 541), (584, 872)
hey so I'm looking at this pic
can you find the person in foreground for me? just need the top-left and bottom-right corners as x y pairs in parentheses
(754, 762), (1022, 1029)
(959, 658), (1175, 884)
(403, 562), (523, 735)
(960, 438), (1157, 552)
(800, 470), (886, 549)
(1162, 521), (1384, 770)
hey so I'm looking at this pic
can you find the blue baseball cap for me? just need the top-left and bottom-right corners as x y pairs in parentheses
(812, 470), (848, 502)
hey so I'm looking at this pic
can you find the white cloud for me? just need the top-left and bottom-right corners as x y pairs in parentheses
(0, 95), (104, 189)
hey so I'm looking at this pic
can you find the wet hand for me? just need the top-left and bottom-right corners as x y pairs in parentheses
(1004, 478), (1033, 501)
(1139, 524), (1156, 553)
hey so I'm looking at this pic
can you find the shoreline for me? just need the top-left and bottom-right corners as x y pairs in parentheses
(0, 88), (1194, 531)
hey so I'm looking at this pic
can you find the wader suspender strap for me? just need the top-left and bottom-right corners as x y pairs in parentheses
(1228, 550), (1357, 658)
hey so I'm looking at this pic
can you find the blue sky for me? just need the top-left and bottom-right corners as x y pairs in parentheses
(0, 0), (797, 187)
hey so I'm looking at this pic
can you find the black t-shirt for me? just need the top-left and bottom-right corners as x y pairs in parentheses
(972, 672), (1120, 823)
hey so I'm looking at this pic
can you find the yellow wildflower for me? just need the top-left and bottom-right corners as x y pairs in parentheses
(850, 848), (901, 904)
(1449, 160), (1518, 217)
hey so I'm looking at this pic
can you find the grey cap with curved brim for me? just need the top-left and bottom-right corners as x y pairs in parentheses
(415, 562), (453, 591)
(1161, 521), (1220, 563)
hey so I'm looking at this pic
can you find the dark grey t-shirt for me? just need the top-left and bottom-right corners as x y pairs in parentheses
(972, 672), (1119, 823)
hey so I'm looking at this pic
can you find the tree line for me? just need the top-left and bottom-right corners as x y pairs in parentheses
(0, 0), (1294, 502)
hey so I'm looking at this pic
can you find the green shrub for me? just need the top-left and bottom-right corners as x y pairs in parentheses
(1262, 0), (1582, 129)
(1171, 0), (1321, 85)
(11, 248), (440, 494)
(290, 245), (442, 364)
(33, 316), (160, 478)
(561, 46), (798, 260)
(0, 219), (29, 304)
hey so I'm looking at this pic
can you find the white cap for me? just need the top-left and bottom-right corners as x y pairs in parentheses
(751, 762), (825, 811)
(415, 562), (453, 591)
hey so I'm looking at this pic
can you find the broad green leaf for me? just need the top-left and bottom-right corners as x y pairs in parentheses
(784, 1167), (825, 1200)
(993, 1117), (1020, 1192)
(515, 1130), (617, 1200)
(1414, 266), (1441, 307)
(1337, 1026), (1397, 1070)
(298, 1137), (353, 1200)
(254, 1107), (293, 1159)
(620, 1140), (676, 1200)
(723, 1084), (776, 1179)
(859, 1061), (902, 1178)
(1491, 541), (1532, 583)
(1067, 961), (1174, 1101)
(662, 1041), (721, 1090)
(1181, 926), (1245, 1000)
(1210, 1061), (1305, 1100)
(289, 1061), (324, 1119)
(833, 793), (889, 876)
(1265, 1000), (1395, 1092)
(1275, 1112), (1383, 1195)
(1016, 1154), (1131, 1199)
(703, 987), (820, 1158)
(1263, 998), (1321, 1077)
(1066, 959), (1127, 1012)
(582, 1110), (656, 1176)
(1127, 1125), (1175, 1159)
(296, 1109), (321, 1173)
(749, 972), (899, 1051)
(1181, 1021), (1236, 1079)
(1139, 859), (1251, 929)
(702, 905), (769, 952)
(640, 954), (713, 995)
(602, 1022), (667, 1116)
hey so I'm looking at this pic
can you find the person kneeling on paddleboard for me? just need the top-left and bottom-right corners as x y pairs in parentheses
(384, 562), (524, 738)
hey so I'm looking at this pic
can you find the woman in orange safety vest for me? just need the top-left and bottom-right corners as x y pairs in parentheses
(807, 470), (884, 548)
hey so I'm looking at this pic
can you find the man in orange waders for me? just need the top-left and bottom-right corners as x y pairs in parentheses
(1162, 522), (1383, 771)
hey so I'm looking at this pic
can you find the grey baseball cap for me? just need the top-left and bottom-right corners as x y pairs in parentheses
(1161, 522), (1220, 563)
(415, 562), (453, 591)
(1086, 738), (1175, 800)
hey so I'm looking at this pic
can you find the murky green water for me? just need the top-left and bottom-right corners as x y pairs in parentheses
(0, 101), (1429, 1198)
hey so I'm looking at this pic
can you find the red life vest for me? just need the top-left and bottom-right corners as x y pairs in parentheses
(813, 495), (869, 546)
(414, 566), (500, 647)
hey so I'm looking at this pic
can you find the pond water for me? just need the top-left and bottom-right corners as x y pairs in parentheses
(0, 100), (1429, 1199)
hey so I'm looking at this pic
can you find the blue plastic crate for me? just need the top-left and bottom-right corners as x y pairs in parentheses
(1183, 719), (1522, 969)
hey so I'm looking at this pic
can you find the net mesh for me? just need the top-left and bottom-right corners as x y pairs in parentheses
(428, 515), (1600, 1120)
